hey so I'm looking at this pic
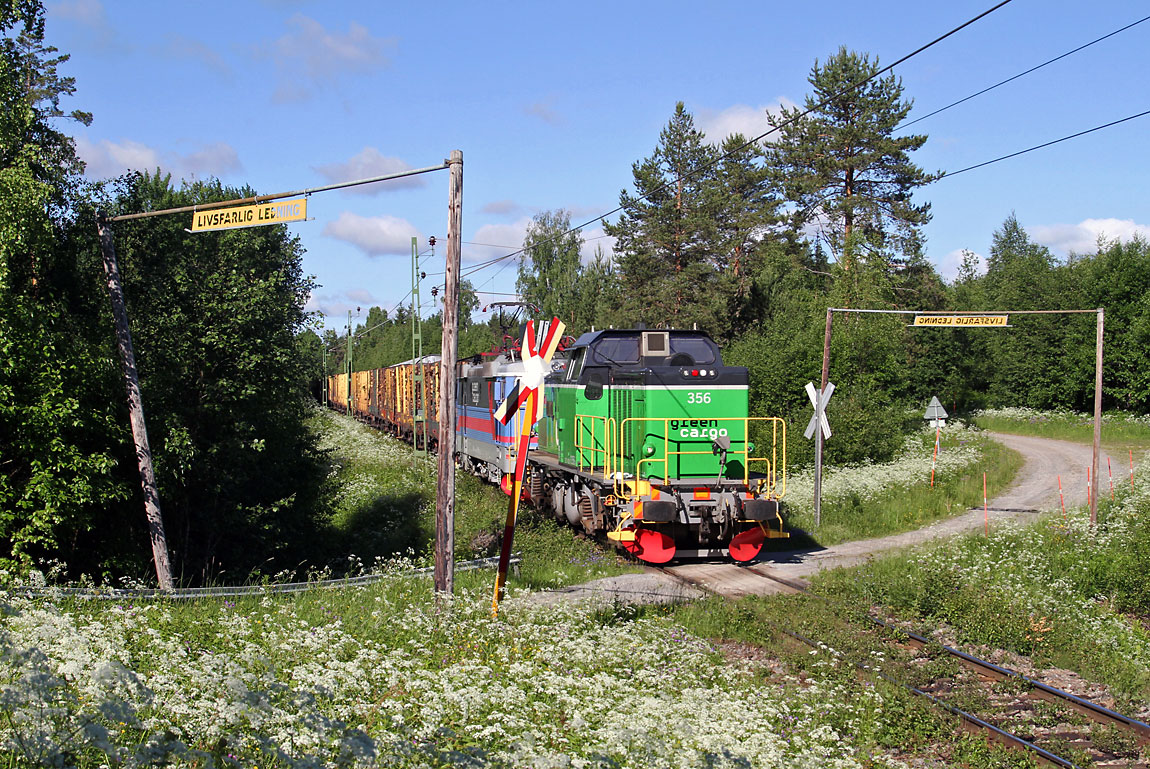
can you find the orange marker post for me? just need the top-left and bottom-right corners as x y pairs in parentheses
(1058, 474), (1065, 521)
(1086, 465), (1091, 508)
(983, 472), (988, 537)
(1108, 456), (1114, 501)
(930, 425), (940, 488)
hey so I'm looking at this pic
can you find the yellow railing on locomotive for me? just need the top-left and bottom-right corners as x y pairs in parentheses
(573, 415), (616, 477)
(616, 417), (786, 501)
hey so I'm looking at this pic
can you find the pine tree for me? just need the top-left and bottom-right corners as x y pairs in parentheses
(604, 102), (721, 332)
(768, 47), (938, 271)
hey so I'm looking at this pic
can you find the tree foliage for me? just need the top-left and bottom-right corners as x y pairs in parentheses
(75, 172), (334, 579)
(601, 103), (779, 342)
(767, 47), (937, 271)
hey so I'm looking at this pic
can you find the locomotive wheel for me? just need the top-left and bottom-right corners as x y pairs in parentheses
(529, 472), (545, 500)
(578, 493), (603, 533)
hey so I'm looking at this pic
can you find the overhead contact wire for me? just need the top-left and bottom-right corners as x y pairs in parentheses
(459, 0), (1016, 280)
(942, 108), (1150, 178)
(902, 13), (1150, 128)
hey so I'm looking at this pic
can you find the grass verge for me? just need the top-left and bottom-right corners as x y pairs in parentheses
(777, 425), (1024, 547)
(6, 570), (934, 768)
(973, 406), (1150, 448)
(310, 403), (635, 589)
(668, 595), (1038, 768)
(809, 461), (1150, 712)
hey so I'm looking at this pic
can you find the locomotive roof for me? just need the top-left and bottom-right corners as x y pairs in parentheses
(568, 328), (716, 349)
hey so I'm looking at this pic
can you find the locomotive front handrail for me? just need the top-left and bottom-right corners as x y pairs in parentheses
(574, 414), (616, 477)
(617, 416), (786, 500)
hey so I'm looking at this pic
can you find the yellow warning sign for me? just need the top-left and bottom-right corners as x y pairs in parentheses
(190, 198), (308, 232)
(913, 315), (1008, 327)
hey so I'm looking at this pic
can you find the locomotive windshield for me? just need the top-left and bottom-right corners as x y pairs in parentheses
(668, 335), (716, 364)
(591, 336), (640, 365)
(582, 331), (720, 367)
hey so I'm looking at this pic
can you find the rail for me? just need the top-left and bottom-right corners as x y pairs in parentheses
(659, 565), (1095, 769)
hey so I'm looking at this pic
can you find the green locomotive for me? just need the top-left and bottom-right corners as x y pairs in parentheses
(529, 328), (787, 562)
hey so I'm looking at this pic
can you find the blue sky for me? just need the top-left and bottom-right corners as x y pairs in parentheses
(46, 0), (1150, 331)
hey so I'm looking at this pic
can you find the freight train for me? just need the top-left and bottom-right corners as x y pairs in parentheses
(327, 326), (788, 563)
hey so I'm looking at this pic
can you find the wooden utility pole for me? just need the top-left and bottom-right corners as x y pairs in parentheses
(95, 212), (174, 590)
(1091, 308), (1104, 524)
(435, 150), (463, 596)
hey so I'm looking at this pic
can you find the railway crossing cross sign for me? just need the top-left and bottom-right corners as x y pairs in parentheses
(804, 381), (835, 441)
(491, 317), (565, 616)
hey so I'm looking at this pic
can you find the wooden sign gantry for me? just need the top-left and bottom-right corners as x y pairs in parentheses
(818, 308), (1105, 524)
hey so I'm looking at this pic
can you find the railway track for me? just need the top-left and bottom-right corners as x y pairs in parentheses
(655, 562), (1150, 768)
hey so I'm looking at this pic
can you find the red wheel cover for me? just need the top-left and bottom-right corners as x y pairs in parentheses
(729, 527), (765, 562)
(621, 528), (676, 563)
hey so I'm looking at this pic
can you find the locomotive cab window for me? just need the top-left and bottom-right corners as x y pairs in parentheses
(641, 331), (669, 358)
(592, 336), (640, 365)
(565, 348), (586, 382)
(669, 335), (717, 365)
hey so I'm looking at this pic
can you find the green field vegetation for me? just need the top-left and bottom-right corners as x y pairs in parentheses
(311, 405), (636, 589)
(973, 406), (1150, 448)
(777, 425), (1024, 547)
(810, 463), (1150, 712)
(5, 566), (942, 768)
(668, 596), (1038, 768)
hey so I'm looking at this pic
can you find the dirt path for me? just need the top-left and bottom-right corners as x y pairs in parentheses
(520, 433), (1121, 604)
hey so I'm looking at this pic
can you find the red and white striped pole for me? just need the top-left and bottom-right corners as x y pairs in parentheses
(1086, 465), (1091, 508)
(1058, 474), (1065, 521)
(930, 425), (940, 488)
(983, 472), (988, 537)
(1132, 449), (1136, 491)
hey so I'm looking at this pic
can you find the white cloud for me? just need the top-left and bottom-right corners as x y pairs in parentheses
(1029, 218), (1150, 256)
(579, 226), (615, 265)
(312, 148), (425, 193)
(183, 142), (241, 176)
(696, 99), (796, 145)
(50, 0), (106, 26)
(465, 218), (615, 268)
(76, 137), (241, 179)
(524, 101), (561, 125)
(163, 35), (232, 78)
(49, 0), (122, 51)
(305, 291), (375, 319)
(480, 199), (526, 217)
(466, 220), (531, 264)
(264, 15), (393, 102)
(937, 249), (985, 282)
(346, 288), (376, 304)
(324, 212), (419, 256)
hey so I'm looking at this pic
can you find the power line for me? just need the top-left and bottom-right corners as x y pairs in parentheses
(941, 108), (1150, 179)
(901, 13), (1150, 129)
(459, 0), (1016, 280)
